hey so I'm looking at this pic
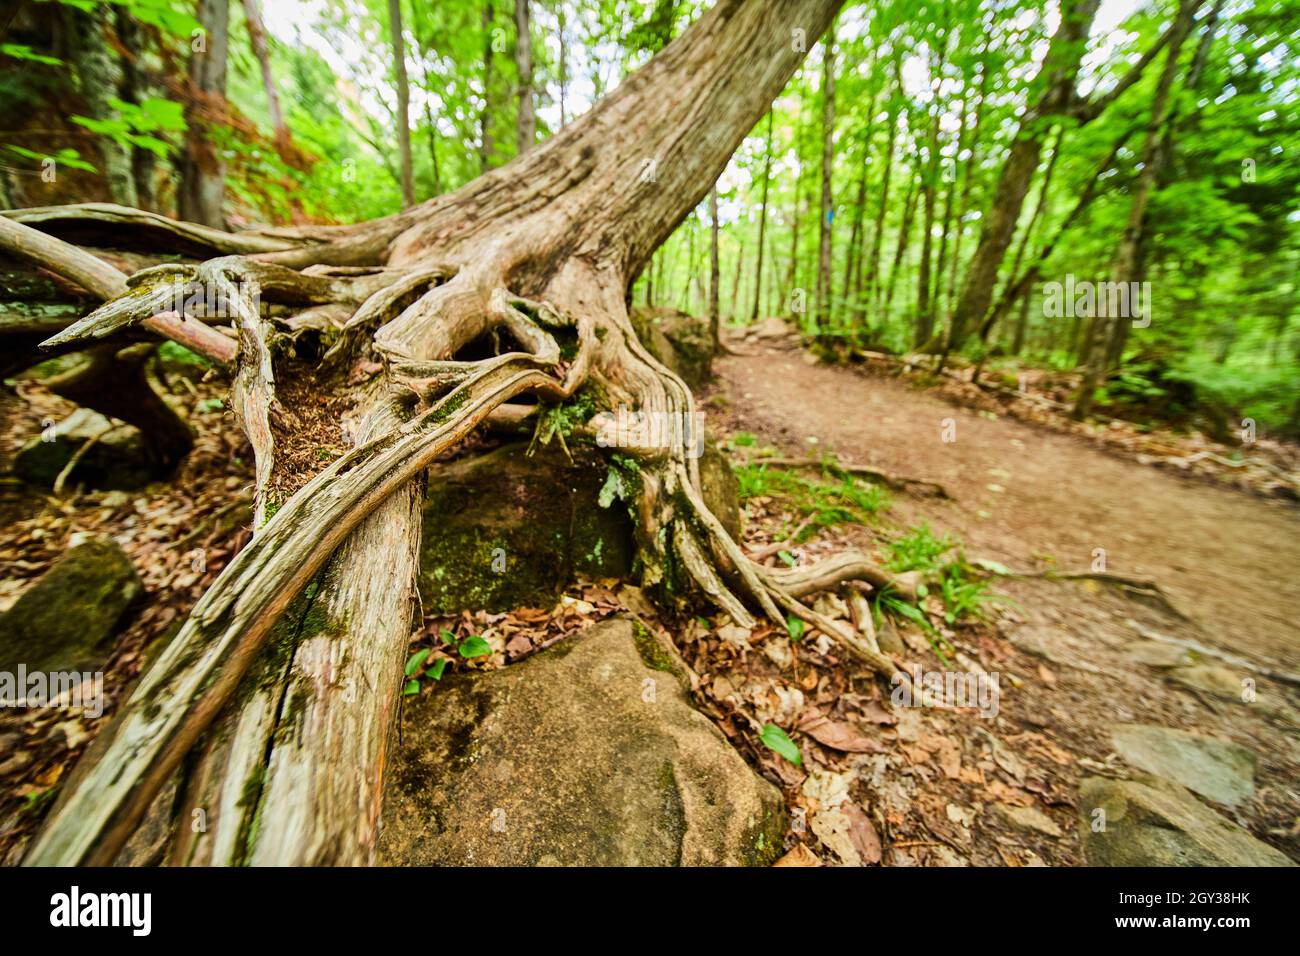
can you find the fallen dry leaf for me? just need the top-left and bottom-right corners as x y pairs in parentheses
(773, 843), (821, 867)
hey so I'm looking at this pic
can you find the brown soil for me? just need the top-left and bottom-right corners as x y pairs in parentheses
(707, 338), (1300, 865)
(716, 344), (1300, 667)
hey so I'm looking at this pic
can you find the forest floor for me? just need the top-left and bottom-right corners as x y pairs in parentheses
(699, 327), (1300, 866)
(1, 328), (1297, 866)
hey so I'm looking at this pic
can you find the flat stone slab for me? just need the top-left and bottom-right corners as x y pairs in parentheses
(1078, 776), (1294, 867)
(378, 617), (785, 866)
(1111, 723), (1255, 807)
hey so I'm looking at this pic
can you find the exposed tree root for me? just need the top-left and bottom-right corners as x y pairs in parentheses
(18, 0), (860, 864)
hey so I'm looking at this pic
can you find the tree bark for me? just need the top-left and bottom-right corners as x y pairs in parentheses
(242, 0), (290, 152)
(69, 3), (137, 207)
(1074, 0), (1199, 419)
(387, 0), (416, 208)
(178, 0), (229, 228)
(515, 0), (536, 154)
(709, 183), (720, 347)
(750, 109), (774, 322)
(24, 0), (858, 867)
(480, 2), (496, 172)
(815, 19), (837, 333)
(947, 0), (1100, 350)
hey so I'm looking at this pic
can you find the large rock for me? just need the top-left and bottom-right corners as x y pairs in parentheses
(0, 534), (141, 673)
(1111, 724), (1255, 807)
(420, 440), (742, 612)
(13, 408), (156, 490)
(378, 617), (786, 866)
(419, 442), (635, 613)
(630, 306), (714, 388)
(1078, 776), (1294, 867)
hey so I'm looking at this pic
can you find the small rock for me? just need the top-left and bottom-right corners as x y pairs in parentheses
(0, 534), (141, 674)
(994, 802), (1063, 837)
(1123, 640), (1196, 669)
(1167, 663), (1247, 701)
(1078, 776), (1294, 866)
(13, 409), (156, 490)
(1111, 723), (1256, 807)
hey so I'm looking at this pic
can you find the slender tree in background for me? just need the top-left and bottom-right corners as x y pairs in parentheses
(515, 0), (535, 153)
(557, 2), (568, 126)
(948, 0), (1176, 351)
(1074, 0), (1200, 419)
(750, 109), (774, 321)
(709, 183), (720, 347)
(408, 3), (442, 195)
(68, 3), (136, 206)
(914, 26), (948, 348)
(943, 58), (987, 318)
(242, 0), (289, 152)
(480, 1), (496, 171)
(860, 56), (902, 323)
(178, 0), (229, 227)
(114, 7), (157, 210)
(387, 0), (416, 208)
(815, 18), (837, 332)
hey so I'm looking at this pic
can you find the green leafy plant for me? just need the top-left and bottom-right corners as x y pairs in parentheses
(785, 615), (805, 643)
(71, 97), (186, 159)
(759, 723), (802, 766)
(735, 463), (889, 537)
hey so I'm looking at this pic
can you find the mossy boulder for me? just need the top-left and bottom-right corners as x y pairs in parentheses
(378, 617), (786, 866)
(419, 441), (635, 613)
(630, 306), (714, 388)
(0, 534), (142, 674)
(13, 409), (157, 491)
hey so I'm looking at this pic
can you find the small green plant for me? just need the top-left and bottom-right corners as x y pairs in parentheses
(735, 463), (889, 537)
(759, 723), (802, 766)
(875, 524), (1008, 662)
(785, 615), (805, 643)
(403, 631), (489, 695)
(884, 523), (954, 574)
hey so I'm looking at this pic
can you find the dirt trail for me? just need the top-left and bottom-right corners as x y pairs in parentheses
(716, 346), (1300, 668)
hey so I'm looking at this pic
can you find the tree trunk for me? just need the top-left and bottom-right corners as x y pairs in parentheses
(514, 0), (536, 154)
(1074, 0), (1198, 419)
(70, 3), (137, 207)
(859, 58), (902, 322)
(815, 19), (837, 333)
(115, 9), (157, 211)
(479, 1), (496, 172)
(387, 0), (416, 208)
(750, 110), (774, 322)
(178, 0), (229, 228)
(943, 60), (987, 320)
(883, 173), (918, 321)
(709, 183), (720, 347)
(947, 0), (1102, 350)
(913, 32), (948, 349)
(242, 0), (290, 152)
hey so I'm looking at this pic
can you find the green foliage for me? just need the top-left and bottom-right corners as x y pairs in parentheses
(735, 463), (889, 537)
(785, 615), (805, 643)
(759, 723), (802, 766)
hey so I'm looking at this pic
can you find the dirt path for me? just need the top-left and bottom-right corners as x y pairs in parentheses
(715, 346), (1300, 668)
